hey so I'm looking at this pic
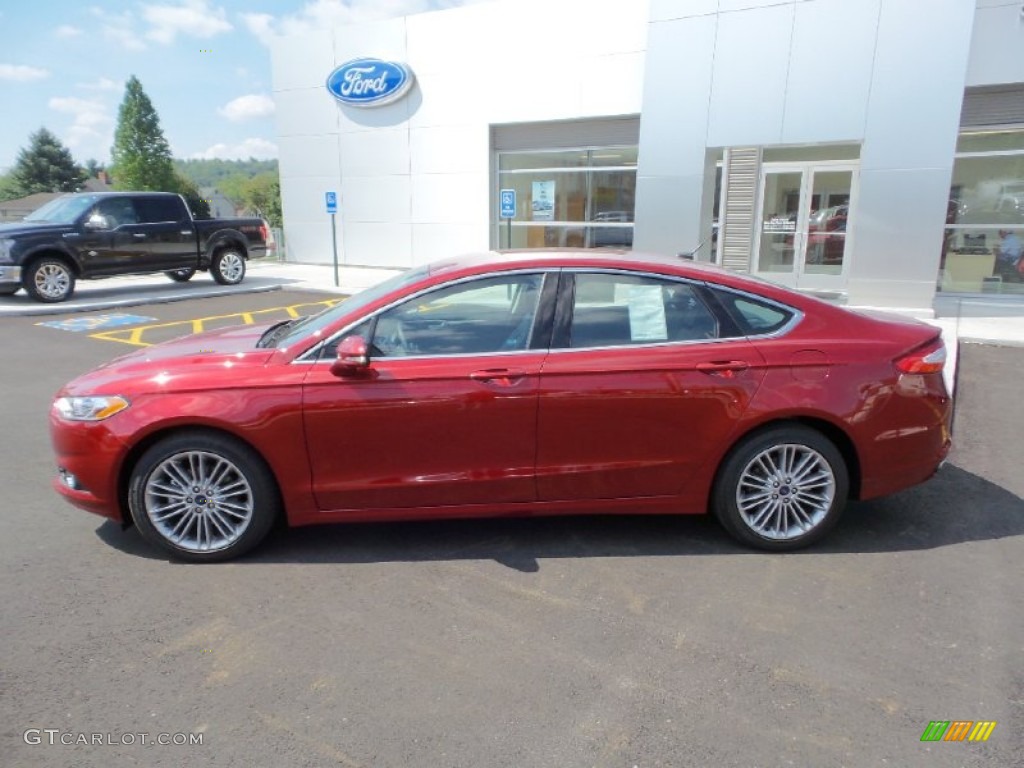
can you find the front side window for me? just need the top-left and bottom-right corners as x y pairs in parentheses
(364, 273), (545, 358)
(566, 273), (719, 348)
(93, 198), (140, 228)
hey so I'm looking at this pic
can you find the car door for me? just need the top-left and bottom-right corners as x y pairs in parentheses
(73, 197), (144, 276)
(128, 195), (196, 270)
(536, 270), (767, 501)
(302, 271), (555, 512)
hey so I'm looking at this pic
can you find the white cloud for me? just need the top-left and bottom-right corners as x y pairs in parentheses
(0, 64), (50, 82)
(242, 0), (486, 47)
(142, 0), (232, 44)
(55, 25), (83, 39)
(91, 8), (147, 51)
(192, 138), (278, 161)
(77, 77), (121, 92)
(218, 94), (275, 122)
(48, 96), (115, 161)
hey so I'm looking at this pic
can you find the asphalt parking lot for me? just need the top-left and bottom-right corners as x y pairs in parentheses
(2, 290), (1022, 768)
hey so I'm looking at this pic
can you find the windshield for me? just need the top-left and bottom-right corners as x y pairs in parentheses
(23, 195), (100, 224)
(274, 265), (429, 350)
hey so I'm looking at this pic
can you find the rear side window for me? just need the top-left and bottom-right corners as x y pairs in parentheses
(135, 196), (186, 223)
(567, 273), (719, 348)
(710, 289), (796, 336)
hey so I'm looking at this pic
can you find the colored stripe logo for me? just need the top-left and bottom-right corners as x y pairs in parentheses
(921, 721), (997, 742)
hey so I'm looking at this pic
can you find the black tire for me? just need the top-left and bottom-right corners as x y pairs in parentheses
(127, 431), (279, 562)
(24, 257), (76, 303)
(165, 268), (196, 282)
(0, 285), (18, 296)
(712, 425), (848, 551)
(211, 248), (246, 285)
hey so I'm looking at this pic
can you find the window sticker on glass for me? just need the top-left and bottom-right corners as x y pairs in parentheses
(626, 284), (667, 341)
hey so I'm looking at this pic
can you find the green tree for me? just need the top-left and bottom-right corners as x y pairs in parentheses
(110, 76), (176, 191)
(9, 127), (86, 195)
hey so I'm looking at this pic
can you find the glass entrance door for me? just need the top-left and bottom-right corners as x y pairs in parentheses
(754, 163), (857, 292)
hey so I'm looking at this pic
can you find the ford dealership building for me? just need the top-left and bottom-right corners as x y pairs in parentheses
(271, 0), (1024, 309)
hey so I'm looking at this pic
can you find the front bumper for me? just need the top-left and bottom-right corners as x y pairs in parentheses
(50, 412), (129, 522)
(0, 265), (22, 288)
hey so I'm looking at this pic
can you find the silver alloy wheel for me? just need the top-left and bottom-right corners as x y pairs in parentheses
(735, 443), (836, 541)
(34, 263), (72, 300)
(218, 251), (245, 282)
(143, 450), (254, 553)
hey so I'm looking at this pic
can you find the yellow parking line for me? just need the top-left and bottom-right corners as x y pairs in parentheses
(89, 299), (343, 348)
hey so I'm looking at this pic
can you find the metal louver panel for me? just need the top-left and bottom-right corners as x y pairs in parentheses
(492, 117), (640, 151)
(720, 147), (761, 272)
(960, 85), (1024, 128)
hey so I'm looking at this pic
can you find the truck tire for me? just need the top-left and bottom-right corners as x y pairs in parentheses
(211, 248), (246, 285)
(24, 257), (76, 303)
(165, 268), (196, 282)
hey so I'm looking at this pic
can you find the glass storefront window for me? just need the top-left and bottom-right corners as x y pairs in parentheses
(497, 147), (637, 250)
(942, 130), (1024, 294)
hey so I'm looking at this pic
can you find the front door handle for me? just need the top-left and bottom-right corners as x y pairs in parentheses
(132, 233), (147, 239)
(696, 360), (750, 377)
(470, 368), (527, 387)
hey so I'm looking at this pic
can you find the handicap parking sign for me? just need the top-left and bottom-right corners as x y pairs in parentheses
(325, 191), (338, 214)
(500, 189), (516, 219)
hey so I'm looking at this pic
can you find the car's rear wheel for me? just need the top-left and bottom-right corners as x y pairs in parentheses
(127, 432), (279, 562)
(165, 268), (196, 282)
(712, 425), (848, 551)
(211, 248), (246, 285)
(24, 257), (75, 302)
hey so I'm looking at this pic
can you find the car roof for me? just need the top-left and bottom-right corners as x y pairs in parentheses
(427, 249), (829, 311)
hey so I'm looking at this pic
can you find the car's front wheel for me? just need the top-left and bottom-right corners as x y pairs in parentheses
(24, 257), (76, 302)
(712, 425), (848, 551)
(127, 431), (279, 562)
(211, 248), (246, 285)
(165, 268), (196, 282)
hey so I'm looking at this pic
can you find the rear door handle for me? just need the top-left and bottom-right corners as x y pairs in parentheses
(132, 233), (147, 239)
(470, 368), (527, 387)
(696, 360), (750, 377)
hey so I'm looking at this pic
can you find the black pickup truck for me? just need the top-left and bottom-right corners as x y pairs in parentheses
(0, 191), (270, 302)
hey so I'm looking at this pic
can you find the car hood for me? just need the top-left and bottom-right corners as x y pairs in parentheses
(61, 323), (277, 395)
(0, 221), (74, 237)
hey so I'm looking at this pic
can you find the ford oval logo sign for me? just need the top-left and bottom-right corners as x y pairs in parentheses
(326, 58), (414, 107)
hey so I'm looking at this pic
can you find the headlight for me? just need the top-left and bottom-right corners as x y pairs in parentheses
(54, 395), (130, 421)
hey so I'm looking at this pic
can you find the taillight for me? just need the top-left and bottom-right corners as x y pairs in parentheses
(895, 339), (946, 374)
(260, 223), (268, 241)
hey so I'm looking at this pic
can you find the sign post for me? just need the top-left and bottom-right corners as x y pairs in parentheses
(325, 191), (339, 287)
(499, 189), (516, 249)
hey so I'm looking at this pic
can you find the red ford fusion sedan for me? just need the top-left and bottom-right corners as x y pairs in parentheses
(50, 251), (951, 561)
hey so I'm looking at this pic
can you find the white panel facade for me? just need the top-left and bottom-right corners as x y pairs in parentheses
(706, 4), (794, 148)
(273, 0), (1024, 308)
(966, 1), (1024, 87)
(274, 0), (650, 269)
(781, 0), (879, 144)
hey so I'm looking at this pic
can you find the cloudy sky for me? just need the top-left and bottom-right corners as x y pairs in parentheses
(0, 0), (484, 172)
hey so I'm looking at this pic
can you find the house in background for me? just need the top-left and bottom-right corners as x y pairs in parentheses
(199, 187), (239, 219)
(0, 171), (114, 222)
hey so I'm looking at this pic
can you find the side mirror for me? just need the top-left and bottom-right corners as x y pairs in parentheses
(330, 335), (370, 377)
(84, 214), (110, 230)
